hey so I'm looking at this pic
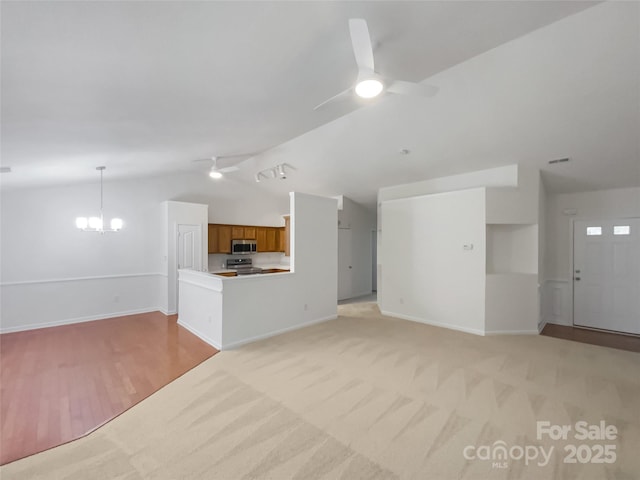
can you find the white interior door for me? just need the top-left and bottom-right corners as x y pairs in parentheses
(573, 218), (640, 334)
(178, 224), (202, 271)
(338, 228), (353, 301)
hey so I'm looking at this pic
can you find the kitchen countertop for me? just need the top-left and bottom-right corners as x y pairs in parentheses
(209, 264), (290, 277)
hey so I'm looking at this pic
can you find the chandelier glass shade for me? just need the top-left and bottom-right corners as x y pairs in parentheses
(76, 166), (123, 234)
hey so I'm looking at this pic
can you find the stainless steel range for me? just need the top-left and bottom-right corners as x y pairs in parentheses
(226, 258), (263, 275)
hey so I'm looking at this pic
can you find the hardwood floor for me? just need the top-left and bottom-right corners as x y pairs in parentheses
(541, 323), (640, 353)
(0, 312), (217, 465)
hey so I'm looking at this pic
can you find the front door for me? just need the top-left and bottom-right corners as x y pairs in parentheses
(573, 218), (640, 335)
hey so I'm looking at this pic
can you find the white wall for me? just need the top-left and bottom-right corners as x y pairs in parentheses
(178, 192), (338, 349)
(380, 188), (486, 335)
(165, 201), (208, 314)
(484, 167), (540, 333)
(486, 166), (539, 225)
(337, 196), (376, 300)
(543, 186), (640, 326)
(0, 171), (288, 332)
(377, 165), (520, 295)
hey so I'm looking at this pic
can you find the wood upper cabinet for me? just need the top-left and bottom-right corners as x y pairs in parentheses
(278, 228), (285, 253)
(283, 215), (290, 256)
(208, 224), (219, 253)
(266, 228), (277, 252)
(244, 227), (256, 239)
(256, 227), (267, 252)
(209, 223), (282, 253)
(231, 226), (244, 239)
(217, 226), (232, 253)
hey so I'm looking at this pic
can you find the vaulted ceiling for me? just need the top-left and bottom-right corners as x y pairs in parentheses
(2, 1), (637, 208)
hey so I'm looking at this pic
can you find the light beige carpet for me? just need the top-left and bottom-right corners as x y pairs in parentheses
(2, 303), (639, 479)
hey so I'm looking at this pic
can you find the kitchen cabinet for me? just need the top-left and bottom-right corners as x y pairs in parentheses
(218, 226), (231, 253)
(266, 228), (277, 252)
(208, 224), (218, 253)
(256, 227), (267, 251)
(278, 228), (285, 253)
(283, 215), (290, 256)
(208, 225), (231, 254)
(231, 226), (244, 239)
(210, 223), (282, 253)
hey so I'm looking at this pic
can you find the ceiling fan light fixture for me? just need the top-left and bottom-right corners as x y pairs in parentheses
(355, 78), (384, 98)
(209, 168), (223, 179)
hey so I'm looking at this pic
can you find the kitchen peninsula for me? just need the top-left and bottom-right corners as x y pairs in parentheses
(177, 193), (338, 350)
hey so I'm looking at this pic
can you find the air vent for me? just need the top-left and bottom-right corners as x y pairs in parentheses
(0, 167), (11, 173)
(548, 158), (570, 165)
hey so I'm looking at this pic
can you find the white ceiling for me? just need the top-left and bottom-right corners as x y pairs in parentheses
(2, 1), (637, 209)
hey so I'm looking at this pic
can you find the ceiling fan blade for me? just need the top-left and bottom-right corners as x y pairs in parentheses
(313, 87), (353, 111)
(387, 80), (439, 98)
(349, 19), (374, 73)
(218, 166), (240, 173)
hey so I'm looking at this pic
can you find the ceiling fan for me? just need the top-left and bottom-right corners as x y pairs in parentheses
(193, 153), (257, 179)
(314, 18), (439, 110)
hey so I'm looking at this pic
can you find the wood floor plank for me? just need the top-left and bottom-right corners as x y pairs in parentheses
(0, 311), (217, 465)
(541, 323), (640, 352)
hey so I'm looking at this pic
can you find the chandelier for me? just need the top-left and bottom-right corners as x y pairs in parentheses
(75, 166), (123, 233)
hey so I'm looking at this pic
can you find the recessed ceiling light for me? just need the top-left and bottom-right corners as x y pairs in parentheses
(0, 167), (11, 173)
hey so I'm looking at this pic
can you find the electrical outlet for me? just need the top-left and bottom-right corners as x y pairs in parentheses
(399, 298), (404, 305)
(304, 304), (308, 311)
(114, 295), (120, 303)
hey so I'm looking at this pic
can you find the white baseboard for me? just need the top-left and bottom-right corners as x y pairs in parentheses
(380, 310), (486, 336)
(484, 329), (541, 335)
(538, 319), (547, 333)
(177, 318), (222, 350)
(221, 314), (338, 350)
(0, 307), (161, 334)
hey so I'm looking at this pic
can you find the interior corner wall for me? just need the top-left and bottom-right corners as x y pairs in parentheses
(338, 197), (376, 300)
(376, 165), (520, 306)
(543, 186), (640, 326)
(485, 166), (540, 225)
(537, 178), (547, 328)
(0, 172), (288, 333)
(220, 192), (338, 347)
(379, 188), (486, 335)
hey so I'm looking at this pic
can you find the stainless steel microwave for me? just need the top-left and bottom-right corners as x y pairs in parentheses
(231, 239), (257, 255)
